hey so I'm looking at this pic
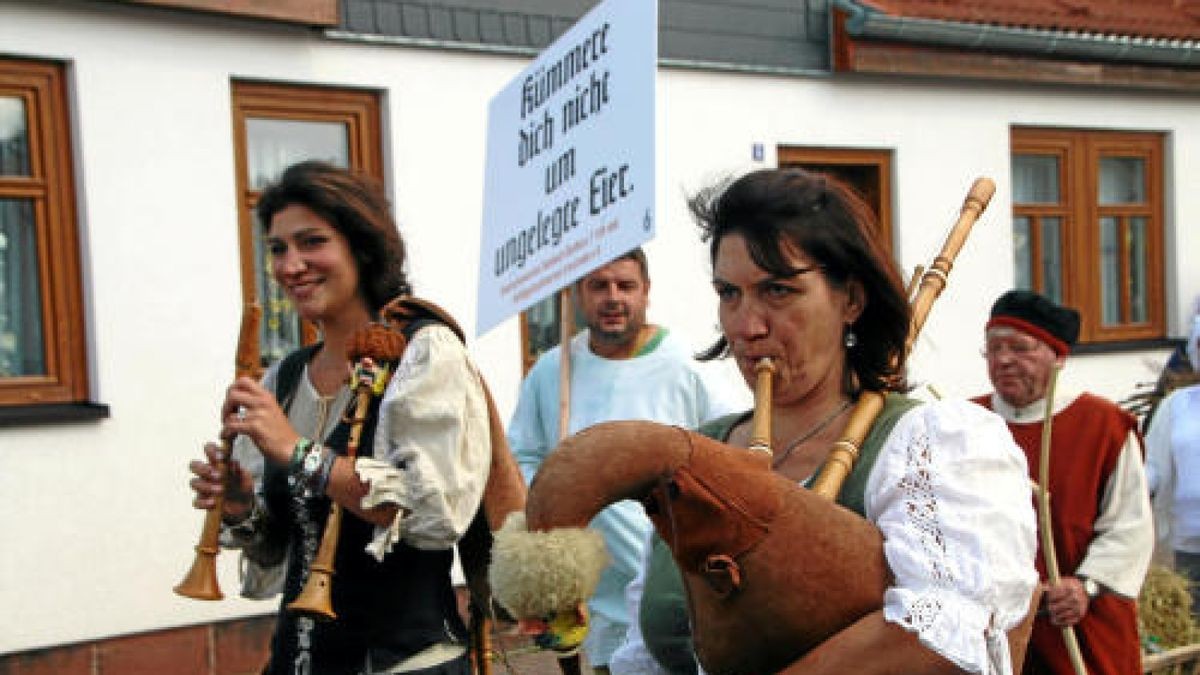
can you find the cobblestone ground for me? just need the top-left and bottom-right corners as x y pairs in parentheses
(482, 624), (576, 675)
(487, 647), (563, 675)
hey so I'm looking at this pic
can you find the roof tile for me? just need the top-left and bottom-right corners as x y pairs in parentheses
(863, 0), (1200, 41)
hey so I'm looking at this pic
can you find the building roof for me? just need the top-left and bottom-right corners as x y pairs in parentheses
(858, 0), (1200, 42)
(336, 0), (832, 74)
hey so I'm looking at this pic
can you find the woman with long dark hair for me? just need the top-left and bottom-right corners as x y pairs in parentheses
(188, 161), (488, 675)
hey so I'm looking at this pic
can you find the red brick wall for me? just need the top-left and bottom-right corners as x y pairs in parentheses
(0, 612), (564, 675)
(0, 616), (274, 675)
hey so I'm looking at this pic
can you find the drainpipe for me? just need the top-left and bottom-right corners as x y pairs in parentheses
(832, 0), (1200, 66)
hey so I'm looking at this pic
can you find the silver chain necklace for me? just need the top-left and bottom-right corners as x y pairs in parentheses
(770, 399), (854, 469)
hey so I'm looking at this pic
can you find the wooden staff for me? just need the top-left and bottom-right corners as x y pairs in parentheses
(555, 287), (583, 675)
(1037, 364), (1089, 675)
(175, 303), (263, 600)
(288, 325), (406, 621)
(558, 287), (575, 440)
(809, 177), (996, 500)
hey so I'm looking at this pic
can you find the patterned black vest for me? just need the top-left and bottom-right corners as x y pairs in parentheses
(262, 327), (468, 675)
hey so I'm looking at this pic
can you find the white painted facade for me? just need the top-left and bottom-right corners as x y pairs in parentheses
(1, 0), (1195, 654)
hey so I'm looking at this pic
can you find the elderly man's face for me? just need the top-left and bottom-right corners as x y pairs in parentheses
(984, 327), (1064, 409)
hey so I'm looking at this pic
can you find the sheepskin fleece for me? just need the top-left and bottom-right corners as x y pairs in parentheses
(489, 512), (609, 618)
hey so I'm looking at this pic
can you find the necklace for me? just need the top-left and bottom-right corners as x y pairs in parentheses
(770, 399), (854, 469)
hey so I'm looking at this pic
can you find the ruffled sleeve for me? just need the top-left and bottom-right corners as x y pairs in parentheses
(355, 324), (491, 560)
(865, 399), (1037, 674)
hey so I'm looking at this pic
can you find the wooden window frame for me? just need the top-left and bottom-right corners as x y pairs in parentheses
(0, 58), (89, 408)
(777, 146), (894, 257)
(1011, 127), (1165, 344)
(230, 80), (383, 350)
(122, 0), (338, 26)
(1011, 135), (1074, 301)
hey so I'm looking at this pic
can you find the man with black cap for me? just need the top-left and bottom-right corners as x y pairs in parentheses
(973, 290), (1153, 675)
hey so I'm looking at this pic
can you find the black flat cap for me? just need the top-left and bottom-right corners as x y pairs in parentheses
(987, 290), (1080, 356)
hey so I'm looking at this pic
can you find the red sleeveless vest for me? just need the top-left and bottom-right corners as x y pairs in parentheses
(973, 393), (1142, 675)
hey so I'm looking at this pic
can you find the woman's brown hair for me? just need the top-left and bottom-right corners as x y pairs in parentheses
(690, 168), (909, 393)
(256, 161), (410, 312)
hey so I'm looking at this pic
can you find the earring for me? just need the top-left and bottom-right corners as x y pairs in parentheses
(844, 328), (858, 348)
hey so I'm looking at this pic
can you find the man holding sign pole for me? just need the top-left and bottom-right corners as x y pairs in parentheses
(479, 3), (674, 667)
(507, 248), (739, 674)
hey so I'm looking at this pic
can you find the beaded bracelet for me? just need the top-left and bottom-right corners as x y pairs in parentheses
(310, 448), (337, 496)
(289, 440), (323, 496)
(288, 437), (315, 473)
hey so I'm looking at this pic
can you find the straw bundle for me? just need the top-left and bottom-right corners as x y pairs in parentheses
(1140, 564), (1200, 651)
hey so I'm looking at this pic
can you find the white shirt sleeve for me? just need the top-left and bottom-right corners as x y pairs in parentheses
(608, 530), (676, 675)
(1145, 391), (1175, 500)
(507, 353), (554, 485)
(354, 324), (491, 559)
(866, 400), (1038, 675)
(1146, 391), (1178, 559)
(1074, 430), (1155, 598)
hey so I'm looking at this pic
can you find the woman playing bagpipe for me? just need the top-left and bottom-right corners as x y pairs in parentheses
(187, 161), (494, 675)
(490, 169), (1040, 674)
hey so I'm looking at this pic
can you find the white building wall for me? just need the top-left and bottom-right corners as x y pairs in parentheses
(0, 0), (1195, 653)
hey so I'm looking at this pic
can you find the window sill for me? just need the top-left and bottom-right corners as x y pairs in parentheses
(0, 402), (111, 427)
(1073, 337), (1180, 356)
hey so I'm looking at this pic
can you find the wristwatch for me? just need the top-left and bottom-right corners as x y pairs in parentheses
(1081, 577), (1101, 599)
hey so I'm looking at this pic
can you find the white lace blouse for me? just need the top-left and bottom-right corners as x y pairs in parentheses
(609, 399), (1038, 675)
(870, 399), (1037, 675)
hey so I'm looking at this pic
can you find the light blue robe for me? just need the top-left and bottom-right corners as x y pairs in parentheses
(507, 328), (742, 666)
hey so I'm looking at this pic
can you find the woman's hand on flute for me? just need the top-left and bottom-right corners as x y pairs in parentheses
(221, 376), (301, 467)
(188, 441), (254, 521)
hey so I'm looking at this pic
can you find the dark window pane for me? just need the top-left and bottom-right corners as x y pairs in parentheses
(525, 294), (561, 362)
(1041, 217), (1063, 304)
(1099, 157), (1145, 205)
(0, 198), (45, 376)
(1013, 215), (1032, 291)
(246, 118), (350, 190)
(252, 211), (301, 364)
(1099, 216), (1120, 325)
(1012, 154), (1060, 204)
(1129, 216), (1148, 323)
(0, 97), (31, 176)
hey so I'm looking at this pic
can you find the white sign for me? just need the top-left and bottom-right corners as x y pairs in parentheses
(475, 0), (657, 335)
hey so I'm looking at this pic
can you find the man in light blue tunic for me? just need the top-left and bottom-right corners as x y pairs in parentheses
(507, 248), (741, 674)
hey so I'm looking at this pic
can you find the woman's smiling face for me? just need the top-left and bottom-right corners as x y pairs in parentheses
(266, 203), (368, 325)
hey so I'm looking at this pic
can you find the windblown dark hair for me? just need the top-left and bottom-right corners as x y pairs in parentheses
(690, 168), (909, 393)
(255, 160), (410, 312)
